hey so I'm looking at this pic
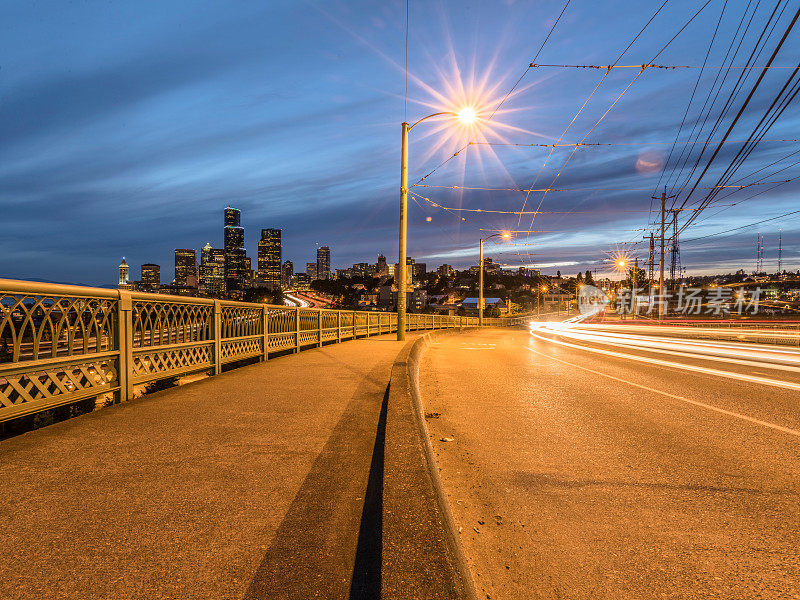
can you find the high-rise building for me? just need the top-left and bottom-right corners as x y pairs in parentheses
(306, 262), (318, 281)
(199, 242), (226, 297)
(118, 258), (131, 289)
(258, 228), (282, 290)
(282, 260), (294, 288)
(437, 264), (454, 278)
(316, 246), (330, 280)
(224, 206), (240, 227)
(140, 263), (160, 292)
(174, 249), (197, 287)
(223, 206), (247, 292)
(412, 262), (427, 280)
(377, 254), (388, 277)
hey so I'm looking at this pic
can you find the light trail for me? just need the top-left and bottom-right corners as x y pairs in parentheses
(283, 291), (310, 308)
(528, 320), (800, 393)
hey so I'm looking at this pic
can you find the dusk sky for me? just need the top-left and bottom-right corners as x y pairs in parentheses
(2, 0), (798, 286)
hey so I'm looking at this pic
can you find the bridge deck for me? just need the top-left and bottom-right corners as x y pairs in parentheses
(0, 334), (412, 599)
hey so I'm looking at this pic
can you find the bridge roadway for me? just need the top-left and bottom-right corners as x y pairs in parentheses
(0, 332), (420, 600)
(421, 327), (800, 599)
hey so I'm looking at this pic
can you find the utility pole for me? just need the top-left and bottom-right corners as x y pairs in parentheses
(659, 188), (666, 320)
(478, 237), (485, 326)
(397, 121), (409, 341)
(632, 257), (638, 319)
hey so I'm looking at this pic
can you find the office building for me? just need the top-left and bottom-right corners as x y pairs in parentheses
(174, 249), (197, 287)
(258, 228), (282, 290)
(223, 207), (247, 292)
(140, 263), (160, 292)
(282, 260), (294, 289)
(437, 264), (454, 278)
(199, 243), (226, 297)
(316, 246), (330, 280)
(376, 254), (388, 277)
(306, 262), (318, 281)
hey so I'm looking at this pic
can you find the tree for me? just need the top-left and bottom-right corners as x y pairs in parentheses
(556, 270), (561, 278)
(585, 270), (595, 285)
(576, 272), (584, 283)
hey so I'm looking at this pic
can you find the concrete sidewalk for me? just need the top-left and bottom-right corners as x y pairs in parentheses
(0, 334), (413, 600)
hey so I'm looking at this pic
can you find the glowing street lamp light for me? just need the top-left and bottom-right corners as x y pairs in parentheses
(398, 107), (483, 340)
(478, 232), (509, 326)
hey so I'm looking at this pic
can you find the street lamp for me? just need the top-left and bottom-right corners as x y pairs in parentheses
(478, 232), (510, 326)
(398, 107), (479, 341)
(538, 284), (548, 317)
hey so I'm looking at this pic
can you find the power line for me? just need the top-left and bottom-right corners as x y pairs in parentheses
(413, 180), (789, 193)
(529, 62), (796, 70)
(470, 138), (799, 148)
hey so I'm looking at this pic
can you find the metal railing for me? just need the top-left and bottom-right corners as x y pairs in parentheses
(0, 278), (530, 423)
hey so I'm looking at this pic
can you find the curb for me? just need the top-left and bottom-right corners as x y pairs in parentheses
(382, 328), (478, 600)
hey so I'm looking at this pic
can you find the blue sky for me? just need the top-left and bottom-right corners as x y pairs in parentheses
(1, 0), (798, 285)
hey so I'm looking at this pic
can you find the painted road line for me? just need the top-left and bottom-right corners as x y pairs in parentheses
(525, 345), (800, 438)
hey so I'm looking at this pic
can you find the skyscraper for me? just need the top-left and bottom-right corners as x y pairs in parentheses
(316, 246), (330, 280)
(140, 263), (160, 292)
(223, 206), (246, 292)
(199, 242), (226, 297)
(377, 254), (388, 277)
(174, 249), (197, 287)
(282, 260), (294, 289)
(306, 262), (318, 281)
(118, 258), (131, 289)
(258, 228), (282, 290)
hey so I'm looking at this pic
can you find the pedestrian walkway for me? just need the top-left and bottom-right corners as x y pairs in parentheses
(0, 334), (413, 599)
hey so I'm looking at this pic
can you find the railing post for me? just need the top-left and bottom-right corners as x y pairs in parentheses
(295, 307), (300, 353)
(366, 312), (370, 337)
(318, 309), (323, 347)
(213, 300), (222, 375)
(116, 290), (134, 404)
(337, 310), (342, 342)
(353, 311), (357, 338)
(262, 304), (269, 361)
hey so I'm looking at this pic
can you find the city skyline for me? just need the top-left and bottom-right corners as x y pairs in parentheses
(2, 1), (799, 286)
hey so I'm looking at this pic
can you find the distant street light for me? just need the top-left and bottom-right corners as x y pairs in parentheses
(398, 107), (480, 340)
(478, 232), (510, 326)
(539, 284), (548, 317)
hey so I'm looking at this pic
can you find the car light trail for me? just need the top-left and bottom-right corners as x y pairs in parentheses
(529, 330), (800, 392)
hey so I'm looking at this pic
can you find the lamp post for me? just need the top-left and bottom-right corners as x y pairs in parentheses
(478, 232), (510, 326)
(539, 284), (548, 317)
(398, 108), (478, 341)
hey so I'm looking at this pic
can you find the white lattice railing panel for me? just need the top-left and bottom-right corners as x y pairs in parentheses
(1, 293), (116, 363)
(221, 305), (263, 339)
(269, 333), (296, 351)
(268, 308), (296, 335)
(0, 357), (117, 419)
(132, 301), (212, 347)
(131, 344), (213, 381)
(220, 337), (262, 363)
(299, 331), (318, 345)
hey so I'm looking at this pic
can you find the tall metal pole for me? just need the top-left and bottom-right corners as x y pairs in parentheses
(398, 122), (409, 341)
(659, 189), (666, 320)
(632, 257), (638, 319)
(478, 237), (484, 326)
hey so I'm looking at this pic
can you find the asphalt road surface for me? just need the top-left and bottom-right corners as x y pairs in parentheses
(420, 327), (800, 600)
